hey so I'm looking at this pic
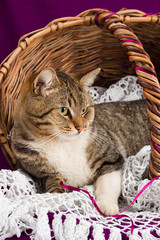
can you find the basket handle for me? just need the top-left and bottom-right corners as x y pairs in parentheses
(96, 10), (160, 179)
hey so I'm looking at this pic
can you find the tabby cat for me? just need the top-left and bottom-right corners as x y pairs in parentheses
(11, 68), (150, 215)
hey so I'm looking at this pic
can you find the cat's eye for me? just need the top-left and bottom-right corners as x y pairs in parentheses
(59, 107), (69, 116)
(81, 107), (88, 115)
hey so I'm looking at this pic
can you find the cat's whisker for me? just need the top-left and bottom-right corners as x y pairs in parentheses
(89, 130), (115, 148)
(37, 131), (62, 145)
(90, 132), (106, 143)
(58, 135), (64, 143)
(89, 133), (105, 146)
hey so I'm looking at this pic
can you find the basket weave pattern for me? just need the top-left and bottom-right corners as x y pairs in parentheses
(0, 8), (160, 179)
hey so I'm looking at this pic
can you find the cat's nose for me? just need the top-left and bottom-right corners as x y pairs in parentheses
(75, 125), (84, 133)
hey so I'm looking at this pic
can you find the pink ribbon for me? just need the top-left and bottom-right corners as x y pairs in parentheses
(95, 9), (114, 28)
(119, 38), (142, 46)
(60, 175), (160, 235)
(151, 136), (160, 153)
(134, 67), (155, 76)
(143, 12), (160, 16)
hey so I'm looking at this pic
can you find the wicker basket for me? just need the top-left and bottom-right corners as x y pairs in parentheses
(0, 8), (160, 179)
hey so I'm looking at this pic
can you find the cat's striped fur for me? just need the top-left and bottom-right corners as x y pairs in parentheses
(11, 68), (150, 214)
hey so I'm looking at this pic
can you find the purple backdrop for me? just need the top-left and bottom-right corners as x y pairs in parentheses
(0, 0), (160, 169)
(0, 2), (160, 240)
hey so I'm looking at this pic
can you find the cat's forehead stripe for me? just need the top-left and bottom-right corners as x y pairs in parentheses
(68, 91), (77, 106)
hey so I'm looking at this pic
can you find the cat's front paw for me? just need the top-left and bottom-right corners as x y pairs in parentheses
(97, 200), (119, 215)
(53, 185), (66, 193)
(46, 185), (66, 193)
(45, 177), (66, 193)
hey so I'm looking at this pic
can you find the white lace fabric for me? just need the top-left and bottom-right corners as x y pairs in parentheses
(1, 75), (160, 240)
(89, 75), (144, 103)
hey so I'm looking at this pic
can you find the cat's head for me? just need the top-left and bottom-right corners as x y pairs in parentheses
(15, 67), (100, 140)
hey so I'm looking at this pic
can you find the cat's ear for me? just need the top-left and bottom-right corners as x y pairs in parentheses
(33, 68), (60, 95)
(80, 68), (101, 90)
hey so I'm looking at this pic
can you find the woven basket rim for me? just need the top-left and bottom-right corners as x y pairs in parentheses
(1, 8), (160, 71)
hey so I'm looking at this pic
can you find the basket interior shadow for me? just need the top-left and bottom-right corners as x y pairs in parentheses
(0, 8), (160, 180)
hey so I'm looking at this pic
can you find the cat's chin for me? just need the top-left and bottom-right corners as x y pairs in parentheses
(61, 131), (84, 141)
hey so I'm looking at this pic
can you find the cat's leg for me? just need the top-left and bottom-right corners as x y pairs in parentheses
(94, 169), (122, 215)
(17, 155), (66, 193)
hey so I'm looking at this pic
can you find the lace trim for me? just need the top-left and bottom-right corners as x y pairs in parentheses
(89, 75), (144, 103)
